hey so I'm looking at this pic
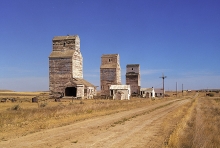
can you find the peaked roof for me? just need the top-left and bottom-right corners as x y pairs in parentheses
(71, 78), (95, 87)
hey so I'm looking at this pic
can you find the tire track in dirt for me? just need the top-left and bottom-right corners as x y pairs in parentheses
(0, 99), (189, 148)
(85, 99), (190, 148)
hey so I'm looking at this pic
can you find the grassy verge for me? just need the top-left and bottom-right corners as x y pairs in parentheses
(166, 95), (220, 147)
(162, 100), (195, 147)
(192, 96), (220, 147)
(165, 97), (197, 147)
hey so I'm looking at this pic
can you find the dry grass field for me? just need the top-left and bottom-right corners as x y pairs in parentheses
(0, 91), (175, 140)
(166, 92), (220, 147)
(0, 91), (220, 147)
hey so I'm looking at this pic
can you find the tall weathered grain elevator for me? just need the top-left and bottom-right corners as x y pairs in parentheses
(49, 35), (95, 98)
(126, 64), (140, 95)
(100, 54), (121, 96)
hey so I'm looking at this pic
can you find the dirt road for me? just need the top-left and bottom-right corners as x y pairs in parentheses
(0, 99), (191, 148)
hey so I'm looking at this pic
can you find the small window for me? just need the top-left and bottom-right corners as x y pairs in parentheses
(63, 42), (66, 47)
(132, 68), (133, 70)
(109, 59), (111, 62)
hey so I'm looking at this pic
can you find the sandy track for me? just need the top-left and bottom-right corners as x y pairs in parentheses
(0, 99), (190, 148)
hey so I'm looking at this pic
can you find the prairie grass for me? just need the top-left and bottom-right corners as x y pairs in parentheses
(0, 93), (175, 140)
(192, 96), (220, 147)
(160, 98), (195, 147)
(166, 97), (197, 147)
(166, 94), (220, 147)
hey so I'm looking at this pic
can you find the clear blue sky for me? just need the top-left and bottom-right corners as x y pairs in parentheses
(1, 0), (220, 91)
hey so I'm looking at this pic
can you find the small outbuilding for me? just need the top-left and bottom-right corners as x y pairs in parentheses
(110, 85), (131, 100)
(140, 87), (155, 98)
(154, 88), (164, 97)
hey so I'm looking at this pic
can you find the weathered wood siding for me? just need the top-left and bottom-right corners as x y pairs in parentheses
(49, 35), (83, 98)
(126, 64), (140, 95)
(100, 54), (121, 96)
(72, 51), (83, 78)
(49, 35), (96, 99)
(49, 58), (73, 97)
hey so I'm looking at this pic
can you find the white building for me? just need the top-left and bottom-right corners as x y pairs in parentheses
(110, 85), (131, 100)
(140, 87), (155, 98)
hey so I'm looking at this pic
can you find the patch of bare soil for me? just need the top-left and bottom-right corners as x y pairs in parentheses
(0, 99), (190, 148)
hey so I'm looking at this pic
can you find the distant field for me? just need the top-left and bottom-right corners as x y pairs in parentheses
(0, 91), (48, 96)
(0, 91), (49, 101)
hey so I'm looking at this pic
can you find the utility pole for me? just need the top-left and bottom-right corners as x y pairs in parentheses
(182, 84), (183, 96)
(176, 82), (178, 98)
(160, 73), (167, 98)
